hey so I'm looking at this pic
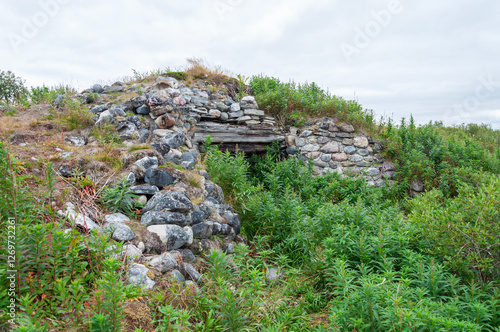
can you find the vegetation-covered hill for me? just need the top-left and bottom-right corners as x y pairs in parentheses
(1, 61), (499, 331)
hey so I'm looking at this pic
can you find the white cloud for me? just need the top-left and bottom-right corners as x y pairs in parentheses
(0, 0), (499, 128)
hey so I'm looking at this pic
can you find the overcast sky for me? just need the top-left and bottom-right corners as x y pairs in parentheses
(1, 0), (499, 128)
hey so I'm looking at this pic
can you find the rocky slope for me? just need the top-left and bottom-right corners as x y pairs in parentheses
(3, 73), (402, 297)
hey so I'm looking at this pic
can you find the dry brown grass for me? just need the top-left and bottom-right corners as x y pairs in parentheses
(185, 171), (204, 188)
(184, 57), (231, 79)
(113, 90), (140, 105)
(92, 144), (124, 171)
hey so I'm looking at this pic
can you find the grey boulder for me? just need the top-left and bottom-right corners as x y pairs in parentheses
(128, 263), (155, 289)
(149, 252), (178, 273)
(141, 211), (187, 227)
(145, 168), (175, 187)
(163, 132), (186, 149)
(192, 221), (213, 239)
(147, 224), (189, 250)
(142, 192), (193, 213)
(130, 185), (159, 195)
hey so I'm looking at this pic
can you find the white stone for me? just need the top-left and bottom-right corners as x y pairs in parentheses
(58, 205), (101, 231)
(320, 141), (340, 153)
(153, 129), (174, 137)
(241, 96), (256, 103)
(183, 226), (194, 246)
(230, 103), (241, 112)
(137, 242), (146, 253)
(105, 213), (130, 224)
(121, 244), (143, 261)
(209, 109), (221, 117)
(353, 136), (369, 148)
(301, 144), (320, 152)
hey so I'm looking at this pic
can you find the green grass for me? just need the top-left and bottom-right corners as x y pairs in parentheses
(249, 75), (373, 129)
(128, 144), (150, 152)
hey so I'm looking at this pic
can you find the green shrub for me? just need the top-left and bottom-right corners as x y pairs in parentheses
(89, 258), (128, 332)
(56, 98), (95, 130)
(0, 70), (27, 105)
(100, 176), (138, 216)
(382, 117), (500, 199)
(204, 149), (254, 210)
(29, 84), (77, 105)
(408, 175), (500, 282)
(204, 145), (500, 330)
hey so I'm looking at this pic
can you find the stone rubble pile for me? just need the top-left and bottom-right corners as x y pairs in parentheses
(56, 74), (395, 290)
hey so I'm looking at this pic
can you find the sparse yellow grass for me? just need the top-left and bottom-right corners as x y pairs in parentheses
(114, 90), (140, 105)
(0, 116), (21, 134)
(93, 144), (123, 171)
(186, 172), (203, 188)
(191, 197), (204, 205)
(184, 57), (230, 79)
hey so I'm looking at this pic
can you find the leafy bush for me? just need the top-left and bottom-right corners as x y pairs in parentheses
(101, 176), (138, 216)
(204, 145), (500, 330)
(89, 258), (128, 332)
(408, 175), (500, 282)
(0, 70), (27, 105)
(204, 149), (254, 210)
(381, 117), (500, 199)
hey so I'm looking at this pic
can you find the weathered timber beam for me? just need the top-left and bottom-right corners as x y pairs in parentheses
(194, 132), (285, 144)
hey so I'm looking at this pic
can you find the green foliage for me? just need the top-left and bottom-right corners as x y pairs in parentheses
(408, 175), (500, 282)
(136, 85), (144, 96)
(381, 117), (500, 199)
(29, 84), (76, 104)
(204, 144), (500, 330)
(249, 75), (372, 128)
(182, 248), (310, 331)
(156, 304), (194, 331)
(56, 97), (95, 130)
(128, 144), (150, 152)
(100, 176), (138, 216)
(204, 149), (255, 210)
(0, 70), (27, 105)
(87, 92), (100, 104)
(236, 74), (249, 101)
(90, 124), (122, 145)
(90, 313), (115, 332)
(89, 258), (128, 332)
(165, 71), (188, 81)
(0, 143), (122, 330)
(131, 67), (181, 81)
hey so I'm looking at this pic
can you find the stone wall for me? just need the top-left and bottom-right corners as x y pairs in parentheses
(85, 76), (395, 186)
(283, 122), (394, 186)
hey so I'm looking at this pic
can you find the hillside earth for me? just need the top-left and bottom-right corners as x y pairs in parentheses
(1, 65), (499, 331)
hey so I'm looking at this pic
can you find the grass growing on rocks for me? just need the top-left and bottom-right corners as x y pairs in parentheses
(249, 75), (372, 129)
(2, 64), (500, 331)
